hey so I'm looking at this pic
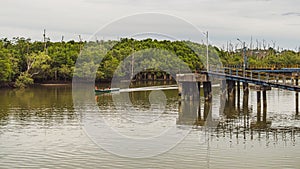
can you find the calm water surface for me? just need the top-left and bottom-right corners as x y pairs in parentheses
(0, 85), (299, 168)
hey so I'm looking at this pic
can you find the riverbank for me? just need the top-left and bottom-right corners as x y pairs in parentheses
(0, 82), (15, 88)
(0, 81), (72, 89)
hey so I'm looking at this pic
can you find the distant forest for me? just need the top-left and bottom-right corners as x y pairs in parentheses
(0, 37), (299, 87)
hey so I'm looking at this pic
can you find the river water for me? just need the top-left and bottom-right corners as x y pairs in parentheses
(0, 84), (299, 168)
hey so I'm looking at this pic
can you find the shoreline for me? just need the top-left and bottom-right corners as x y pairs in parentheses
(39, 83), (71, 86)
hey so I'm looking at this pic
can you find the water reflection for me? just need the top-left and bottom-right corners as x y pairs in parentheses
(0, 86), (75, 127)
(0, 86), (300, 168)
(177, 88), (300, 145)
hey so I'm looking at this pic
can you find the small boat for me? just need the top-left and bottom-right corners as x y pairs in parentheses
(95, 88), (120, 94)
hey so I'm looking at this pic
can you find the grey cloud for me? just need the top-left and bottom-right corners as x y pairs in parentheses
(0, 0), (299, 49)
(282, 12), (300, 16)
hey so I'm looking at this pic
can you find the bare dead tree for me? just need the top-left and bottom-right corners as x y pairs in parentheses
(256, 39), (259, 50)
(226, 41), (229, 52)
(262, 39), (266, 50)
(234, 43), (239, 51)
(229, 41), (234, 52)
(271, 40), (276, 49)
(250, 36), (253, 50)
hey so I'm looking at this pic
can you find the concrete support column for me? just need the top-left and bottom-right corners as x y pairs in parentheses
(181, 82), (200, 101)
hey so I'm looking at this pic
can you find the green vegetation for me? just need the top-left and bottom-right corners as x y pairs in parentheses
(0, 37), (299, 88)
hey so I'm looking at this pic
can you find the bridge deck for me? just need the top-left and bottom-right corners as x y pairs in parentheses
(207, 67), (300, 92)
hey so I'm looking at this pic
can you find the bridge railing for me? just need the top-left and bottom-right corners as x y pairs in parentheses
(208, 65), (299, 86)
(223, 64), (300, 70)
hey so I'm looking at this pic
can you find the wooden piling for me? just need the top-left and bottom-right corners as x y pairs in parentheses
(243, 88), (249, 115)
(227, 80), (234, 97)
(237, 81), (240, 110)
(257, 91), (261, 122)
(263, 90), (267, 122)
(243, 82), (249, 94)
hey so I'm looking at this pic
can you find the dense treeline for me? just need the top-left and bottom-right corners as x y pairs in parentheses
(0, 37), (81, 87)
(0, 37), (299, 87)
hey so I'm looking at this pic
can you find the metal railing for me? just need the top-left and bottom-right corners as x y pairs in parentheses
(208, 66), (299, 87)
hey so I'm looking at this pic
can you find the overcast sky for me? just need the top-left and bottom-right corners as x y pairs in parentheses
(1, 0), (299, 50)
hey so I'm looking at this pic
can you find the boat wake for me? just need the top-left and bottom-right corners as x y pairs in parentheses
(119, 85), (178, 92)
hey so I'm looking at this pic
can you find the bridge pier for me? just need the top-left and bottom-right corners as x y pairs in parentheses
(256, 89), (268, 122)
(177, 100), (199, 125)
(177, 93), (213, 126)
(180, 82), (199, 100)
(176, 73), (208, 101)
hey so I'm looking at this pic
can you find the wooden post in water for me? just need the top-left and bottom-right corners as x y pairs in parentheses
(232, 81), (236, 107)
(243, 82), (249, 94)
(243, 87), (249, 114)
(227, 80), (236, 107)
(242, 87), (249, 133)
(227, 80), (233, 97)
(257, 91), (261, 122)
(262, 90), (267, 122)
(237, 81), (241, 111)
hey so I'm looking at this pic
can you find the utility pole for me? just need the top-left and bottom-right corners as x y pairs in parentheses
(206, 31), (209, 71)
(203, 31), (209, 71)
(43, 29), (47, 52)
(131, 42), (134, 80)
